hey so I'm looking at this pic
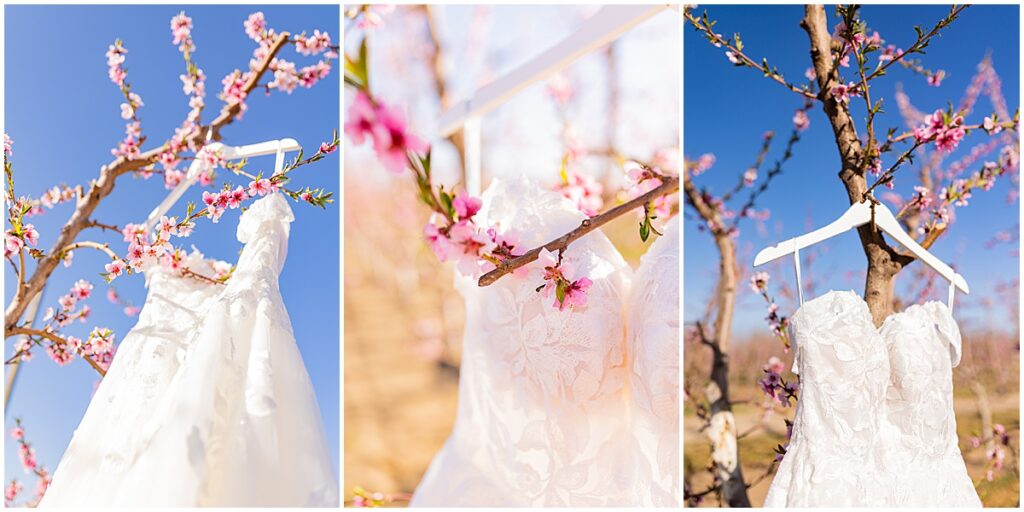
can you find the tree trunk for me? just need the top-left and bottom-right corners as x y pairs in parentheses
(800, 4), (912, 325)
(705, 233), (752, 507)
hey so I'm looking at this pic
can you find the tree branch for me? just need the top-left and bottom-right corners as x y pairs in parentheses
(7, 326), (106, 376)
(476, 176), (678, 286)
(4, 32), (291, 334)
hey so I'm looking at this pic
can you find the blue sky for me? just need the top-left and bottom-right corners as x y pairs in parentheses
(4, 5), (339, 481)
(684, 5), (1020, 336)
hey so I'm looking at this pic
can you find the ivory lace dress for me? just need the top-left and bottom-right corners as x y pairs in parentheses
(411, 178), (679, 507)
(39, 194), (338, 507)
(764, 290), (980, 507)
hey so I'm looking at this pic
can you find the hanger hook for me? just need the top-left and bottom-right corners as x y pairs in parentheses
(273, 139), (285, 176)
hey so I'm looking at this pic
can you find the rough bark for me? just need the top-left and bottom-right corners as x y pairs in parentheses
(684, 172), (752, 507)
(4, 32), (292, 334)
(800, 5), (912, 326)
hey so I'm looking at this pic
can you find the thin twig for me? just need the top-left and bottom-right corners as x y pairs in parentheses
(6, 326), (106, 376)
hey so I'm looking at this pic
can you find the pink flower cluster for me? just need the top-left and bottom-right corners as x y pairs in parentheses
(537, 248), (592, 311)
(105, 40), (128, 86)
(346, 92), (428, 174)
(830, 81), (860, 105)
(749, 271), (770, 293)
(9, 420), (52, 508)
(107, 215), (196, 282)
(792, 109), (810, 132)
(295, 30), (332, 56)
(624, 160), (677, 218)
(170, 12), (193, 52)
(553, 170), (603, 217)
(3, 133), (12, 157)
(914, 109), (966, 153)
(423, 192), (511, 276)
(4, 224), (39, 258)
(355, 5), (395, 31)
(689, 153), (715, 177)
(758, 356), (799, 408)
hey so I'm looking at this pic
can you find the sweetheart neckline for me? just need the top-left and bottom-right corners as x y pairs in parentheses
(791, 289), (950, 331)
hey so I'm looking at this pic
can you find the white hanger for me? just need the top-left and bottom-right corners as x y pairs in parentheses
(753, 197), (969, 307)
(143, 138), (301, 232)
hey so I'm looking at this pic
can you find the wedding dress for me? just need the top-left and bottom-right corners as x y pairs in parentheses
(39, 194), (338, 507)
(764, 290), (980, 507)
(410, 177), (678, 507)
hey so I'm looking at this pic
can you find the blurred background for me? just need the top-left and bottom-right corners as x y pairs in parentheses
(4, 4), (340, 486)
(343, 4), (678, 503)
(683, 4), (1019, 507)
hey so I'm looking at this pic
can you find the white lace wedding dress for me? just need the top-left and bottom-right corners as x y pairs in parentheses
(39, 194), (338, 507)
(410, 177), (678, 507)
(764, 290), (980, 507)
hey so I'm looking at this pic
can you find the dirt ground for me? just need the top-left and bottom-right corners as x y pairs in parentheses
(684, 390), (1021, 507)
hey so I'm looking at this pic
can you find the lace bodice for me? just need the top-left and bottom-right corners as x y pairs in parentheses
(627, 216), (679, 506)
(765, 290), (980, 507)
(412, 177), (656, 507)
(40, 194), (337, 507)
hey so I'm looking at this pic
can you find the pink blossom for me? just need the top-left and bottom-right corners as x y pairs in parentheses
(10, 427), (24, 441)
(831, 82), (858, 104)
(371, 102), (428, 174)
(104, 259), (126, 280)
(423, 218), (452, 262)
(357, 5), (394, 30)
(170, 12), (193, 47)
(792, 109), (810, 131)
(164, 169), (185, 189)
(927, 70), (945, 87)
(914, 109), (965, 154)
(5, 480), (21, 503)
(743, 168), (758, 186)
(447, 221), (494, 276)
(85, 327), (115, 357)
(983, 115), (1003, 135)
(121, 223), (148, 243)
(553, 170), (604, 217)
(227, 186), (247, 208)
(345, 92), (378, 145)
(693, 153), (716, 176)
(46, 343), (74, 366)
(244, 12), (267, 42)
(124, 305), (141, 316)
(71, 279), (93, 300)
(556, 277), (592, 311)
(3, 133), (11, 157)
(248, 179), (273, 197)
(750, 271), (770, 293)
(319, 141), (337, 154)
(22, 224), (39, 246)
(270, 60), (299, 93)
(18, 444), (36, 473)
(452, 192), (482, 220)
(5, 232), (24, 257)
(295, 30), (332, 56)
(176, 220), (195, 237)
(725, 51), (741, 65)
